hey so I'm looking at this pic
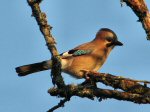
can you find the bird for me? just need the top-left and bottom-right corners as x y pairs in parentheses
(16, 28), (123, 79)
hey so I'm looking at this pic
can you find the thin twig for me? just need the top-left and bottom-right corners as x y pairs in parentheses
(47, 98), (70, 112)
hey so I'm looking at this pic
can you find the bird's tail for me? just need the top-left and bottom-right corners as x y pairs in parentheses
(15, 60), (52, 76)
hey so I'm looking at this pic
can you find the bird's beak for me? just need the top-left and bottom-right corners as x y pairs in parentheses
(114, 40), (123, 46)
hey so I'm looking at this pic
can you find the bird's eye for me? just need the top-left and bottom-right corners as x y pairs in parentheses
(106, 37), (113, 42)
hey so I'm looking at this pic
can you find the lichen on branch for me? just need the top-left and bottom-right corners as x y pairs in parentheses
(87, 72), (150, 95)
(48, 84), (150, 104)
(27, 0), (65, 88)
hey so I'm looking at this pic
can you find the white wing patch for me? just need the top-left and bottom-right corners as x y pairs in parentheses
(61, 51), (73, 57)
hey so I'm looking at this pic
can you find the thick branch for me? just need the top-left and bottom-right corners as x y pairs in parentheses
(48, 85), (150, 104)
(87, 72), (150, 95)
(122, 0), (150, 40)
(27, 0), (65, 87)
(27, 0), (57, 55)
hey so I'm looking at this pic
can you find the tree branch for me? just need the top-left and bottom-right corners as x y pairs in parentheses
(48, 84), (150, 104)
(48, 71), (150, 104)
(122, 0), (150, 40)
(47, 98), (70, 112)
(87, 71), (150, 95)
(27, 0), (65, 88)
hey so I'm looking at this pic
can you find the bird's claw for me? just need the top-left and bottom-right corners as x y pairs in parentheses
(80, 69), (90, 80)
(80, 69), (97, 88)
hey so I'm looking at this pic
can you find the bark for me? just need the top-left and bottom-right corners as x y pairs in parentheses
(122, 0), (150, 40)
(48, 84), (150, 104)
(27, 0), (65, 88)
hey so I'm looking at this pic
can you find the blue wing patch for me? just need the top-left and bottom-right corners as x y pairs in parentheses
(73, 50), (92, 56)
(60, 49), (92, 58)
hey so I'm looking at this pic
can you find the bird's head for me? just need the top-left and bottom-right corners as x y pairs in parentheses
(94, 28), (123, 49)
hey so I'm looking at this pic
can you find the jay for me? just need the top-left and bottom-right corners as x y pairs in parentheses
(16, 28), (123, 79)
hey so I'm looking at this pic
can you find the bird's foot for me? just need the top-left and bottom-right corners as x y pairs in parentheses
(80, 69), (97, 88)
(80, 69), (91, 80)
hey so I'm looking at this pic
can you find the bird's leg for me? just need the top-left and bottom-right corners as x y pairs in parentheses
(80, 69), (97, 88)
(80, 69), (91, 80)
